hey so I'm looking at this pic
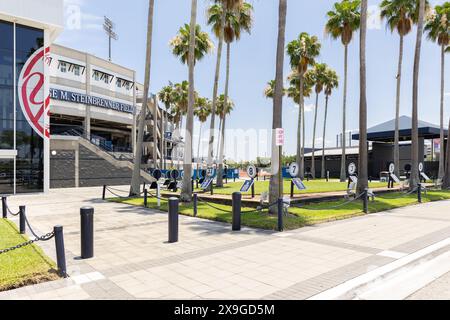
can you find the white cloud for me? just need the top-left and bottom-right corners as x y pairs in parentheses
(368, 5), (382, 30)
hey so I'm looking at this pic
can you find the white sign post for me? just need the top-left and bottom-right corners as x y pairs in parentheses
(275, 129), (284, 199)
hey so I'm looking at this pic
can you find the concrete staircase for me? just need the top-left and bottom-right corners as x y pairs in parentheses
(78, 138), (155, 184)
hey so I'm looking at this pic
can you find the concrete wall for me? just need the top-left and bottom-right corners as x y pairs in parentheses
(50, 137), (133, 188)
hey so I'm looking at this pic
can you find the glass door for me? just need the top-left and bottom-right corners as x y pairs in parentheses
(0, 158), (14, 195)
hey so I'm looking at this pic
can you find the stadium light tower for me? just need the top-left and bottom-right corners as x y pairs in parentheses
(103, 16), (118, 61)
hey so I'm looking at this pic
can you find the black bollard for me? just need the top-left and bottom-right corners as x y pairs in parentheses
(232, 192), (242, 231)
(2, 197), (6, 219)
(277, 198), (284, 232)
(19, 206), (26, 234)
(144, 189), (148, 208)
(418, 183), (422, 203)
(143, 183), (146, 194)
(196, 179), (199, 189)
(363, 189), (369, 214)
(102, 185), (106, 200)
(251, 183), (255, 199)
(54, 225), (67, 277)
(80, 207), (94, 259)
(290, 181), (294, 198)
(193, 194), (198, 217)
(168, 198), (179, 243)
(191, 179), (194, 191)
(210, 183), (214, 196)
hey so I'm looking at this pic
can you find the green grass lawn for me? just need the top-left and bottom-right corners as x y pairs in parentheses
(189, 179), (390, 196)
(111, 190), (450, 231)
(0, 219), (59, 292)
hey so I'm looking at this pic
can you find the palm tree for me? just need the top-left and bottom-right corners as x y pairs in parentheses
(171, 81), (190, 129)
(321, 67), (339, 179)
(325, 0), (361, 182)
(206, 0), (244, 169)
(410, 0), (426, 190)
(130, 0), (155, 196)
(170, 24), (214, 65)
(170, 2), (213, 201)
(194, 97), (212, 170)
(269, 0), (287, 214)
(286, 33), (321, 179)
(305, 63), (328, 179)
(207, 0), (242, 166)
(158, 83), (175, 169)
(216, 1), (253, 187)
(380, 0), (428, 178)
(358, 0), (369, 195)
(425, 2), (449, 180)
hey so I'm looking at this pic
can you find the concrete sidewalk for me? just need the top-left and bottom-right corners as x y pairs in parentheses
(1, 186), (449, 300)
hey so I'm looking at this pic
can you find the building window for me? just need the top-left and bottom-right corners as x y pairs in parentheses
(93, 71), (100, 81)
(104, 75), (110, 84)
(116, 79), (122, 88)
(60, 61), (67, 73)
(73, 65), (80, 76)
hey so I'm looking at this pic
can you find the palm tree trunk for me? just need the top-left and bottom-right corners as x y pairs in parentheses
(207, 9), (226, 168)
(302, 102), (306, 176)
(340, 44), (349, 182)
(357, 0), (368, 195)
(217, 42), (231, 187)
(269, 0), (287, 214)
(438, 44), (445, 180)
(443, 117), (450, 189)
(297, 73), (304, 179)
(181, 0), (197, 202)
(197, 122), (203, 173)
(410, 0), (425, 190)
(311, 92), (319, 179)
(216, 117), (223, 160)
(130, 0), (154, 196)
(394, 34), (404, 178)
(321, 95), (329, 178)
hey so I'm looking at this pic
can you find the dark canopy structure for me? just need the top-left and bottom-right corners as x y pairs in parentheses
(352, 116), (448, 142)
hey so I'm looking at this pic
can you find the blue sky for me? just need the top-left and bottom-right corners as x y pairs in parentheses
(58, 0), (449, 158)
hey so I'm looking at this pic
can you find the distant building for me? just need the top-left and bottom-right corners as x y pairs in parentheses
(305, 116), (448, 179)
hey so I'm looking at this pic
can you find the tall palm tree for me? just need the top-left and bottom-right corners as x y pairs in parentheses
(216, 1), (253, 187)
(380, 0), (428, 178)
(305, 63), (328, 179)
(325, 0), (361, 182)
(410, 0), (426, 190)
(194, 97), (212, 169)
(358, 0), (369, 195)
(269, 0), (287, 214)
(321, 67), (339, 179)
(425, 2), (449, 180)
(286, 33), (321, 179)
(171, 81), (191, 129)
(130, 0), (155, 196)
(170, 3), (213, 201)
(206, 0), (244, 169)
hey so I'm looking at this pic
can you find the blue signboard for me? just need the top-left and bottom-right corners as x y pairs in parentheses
(240, 179), (255, 193)
(292, 178), (306, 191)
(201, 178), (213, 190)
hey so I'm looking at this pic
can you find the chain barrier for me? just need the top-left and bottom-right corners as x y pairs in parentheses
(147, 192), (169, 203)
(105, 186), (147, 199)
(0, 211), (55, 255)
(289, 192), (366, 211)
(5, 202), (20, 217)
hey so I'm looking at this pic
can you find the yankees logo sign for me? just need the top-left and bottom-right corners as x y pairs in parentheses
(18, 46), (51, 140)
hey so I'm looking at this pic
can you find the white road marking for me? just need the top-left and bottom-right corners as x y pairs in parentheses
(308, 237), (450, 300)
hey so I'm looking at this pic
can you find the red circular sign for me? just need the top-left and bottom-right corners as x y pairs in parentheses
(18, 47), (51, 139)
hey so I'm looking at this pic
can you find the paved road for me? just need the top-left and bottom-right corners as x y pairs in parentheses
(0, 186), (449, 300)
(408, 272), (450, 300)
